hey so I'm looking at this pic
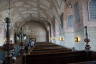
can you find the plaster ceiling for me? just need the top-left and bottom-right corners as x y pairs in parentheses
(0, 0), (56, 24)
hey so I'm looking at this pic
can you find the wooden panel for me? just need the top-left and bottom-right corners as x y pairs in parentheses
(23, 51), (96, 64)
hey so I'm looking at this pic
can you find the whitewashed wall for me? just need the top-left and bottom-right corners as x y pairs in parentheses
(23, 22), (47, 42)
(51, 0), (96, 51)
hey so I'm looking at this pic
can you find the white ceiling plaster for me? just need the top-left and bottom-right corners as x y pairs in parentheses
(0, 0), (64, 25)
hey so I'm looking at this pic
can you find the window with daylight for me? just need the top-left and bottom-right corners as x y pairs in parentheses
(67, 15), (74, 27)
(88, 0), (96, 20)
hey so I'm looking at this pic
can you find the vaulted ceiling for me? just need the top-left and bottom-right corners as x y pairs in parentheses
(0, 0), (65, 29)
(0, 0), (52, 22)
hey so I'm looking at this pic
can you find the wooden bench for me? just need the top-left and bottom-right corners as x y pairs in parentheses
(22, 51), (96, 64)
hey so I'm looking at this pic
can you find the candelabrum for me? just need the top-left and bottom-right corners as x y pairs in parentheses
(18, 27), (25, 56)
(3, 17), (16, 64)
(19, 42), (26, 56)
(84, 26), (91, 51)
(19, 41), (33, 56)
(18, 28), (32, 55)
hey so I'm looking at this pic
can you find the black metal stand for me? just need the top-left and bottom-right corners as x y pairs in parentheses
(84, 26), (91, 51)
(3, 17), (15, 64)
(19, 27), (26, 56)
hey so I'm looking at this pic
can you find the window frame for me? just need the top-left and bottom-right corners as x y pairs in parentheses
(88, 0), (96, 21)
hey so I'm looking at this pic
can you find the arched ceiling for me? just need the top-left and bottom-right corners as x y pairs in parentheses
(0, 0), (65, 27)
(0, 0), (53, 23)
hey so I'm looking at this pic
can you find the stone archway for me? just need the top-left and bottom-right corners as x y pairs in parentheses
(14, 20), (50, 43)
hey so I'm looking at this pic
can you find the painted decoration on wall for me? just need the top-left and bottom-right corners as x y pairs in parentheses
(52, 16), (56, 36)
(56, 0), (63, 9)
(74, 2), (80, 22)
(67, 15), (74, 27)
(60, 13), (64, 29)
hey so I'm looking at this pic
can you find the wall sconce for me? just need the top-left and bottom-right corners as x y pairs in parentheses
(59, 37), (64, 41)
(74, 36), (81, 42)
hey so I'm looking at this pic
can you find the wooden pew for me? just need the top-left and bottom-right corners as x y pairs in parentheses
(22, 51), (96, 64)
(31, 42), (72, 55)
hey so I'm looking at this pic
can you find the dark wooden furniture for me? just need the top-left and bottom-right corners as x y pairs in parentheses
(23, 51), (96, 64)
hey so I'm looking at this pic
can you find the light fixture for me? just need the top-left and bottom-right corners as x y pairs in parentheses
(59, 37), (64, 41)
(74, 36), (81, 42)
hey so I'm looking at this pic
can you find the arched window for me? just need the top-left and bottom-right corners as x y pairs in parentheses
(88, 0), (96, 20)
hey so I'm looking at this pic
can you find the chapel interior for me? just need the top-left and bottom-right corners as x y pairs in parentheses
(0, 0), (96, 64)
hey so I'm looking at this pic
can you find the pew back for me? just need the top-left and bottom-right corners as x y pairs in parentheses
(23, 51), (95, 64)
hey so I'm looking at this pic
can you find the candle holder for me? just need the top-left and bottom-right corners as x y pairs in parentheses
(84, 26), (91, 51)
(3, 17), (16, 64)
